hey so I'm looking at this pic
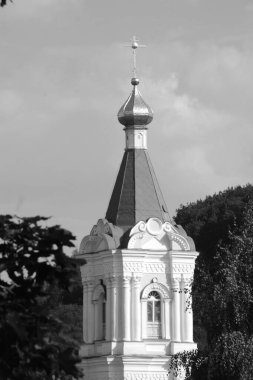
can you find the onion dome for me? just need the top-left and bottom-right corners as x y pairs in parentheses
(117, 78), (153, 128)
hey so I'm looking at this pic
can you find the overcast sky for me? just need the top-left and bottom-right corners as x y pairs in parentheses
(1, 0), (253, 248)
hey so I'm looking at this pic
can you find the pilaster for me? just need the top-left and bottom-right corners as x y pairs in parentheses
(105, 277), (112, 341)
(141, 299), (147, 339)
(87, 280), (95, 343)
(93, 300), (99, 341)
(82, 281), (88, 342)
(131, 275), (142, 341)
(172, 278), (181, 342)
(182, 278), (193, 343)
(122, 275), (131, 341)
(110, 276), (118, 341)
(164, 299), (171, 340)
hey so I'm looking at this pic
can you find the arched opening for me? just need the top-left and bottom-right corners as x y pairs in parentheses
(141, 281), (171, 340)
(92, 284), (106, 341)
(137, 132), (143, 148)
(147, 291), (161, 338)
(97, 292), (106, 340)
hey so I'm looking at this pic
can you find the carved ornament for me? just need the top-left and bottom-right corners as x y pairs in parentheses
(128, 218), (191, 251)
(172, 263), (194, 274)
(141, 282), (170, 299)
(92, 284), (105, 301)
(124, 373), (168, 380)
(79, 218), (124, 254)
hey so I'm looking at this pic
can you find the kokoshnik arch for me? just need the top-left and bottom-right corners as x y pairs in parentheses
(75, 37), (198, 380)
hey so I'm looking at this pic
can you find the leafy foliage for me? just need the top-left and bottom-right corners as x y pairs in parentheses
(52, 304), (83, 344)
(171, 185), (253, 379)
(175, 184), (253, 261)
(0, 215), (84, 380)
(169, 349), (208, 380)
(209, 332), (253, 380)
(0, 0), (12, 7)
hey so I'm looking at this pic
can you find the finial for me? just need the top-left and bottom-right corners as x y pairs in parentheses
(124, 36), (146, 83)
(118, 36), (153, 129)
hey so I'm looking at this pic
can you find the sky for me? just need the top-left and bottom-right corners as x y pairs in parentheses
(0, 0), (253, 250)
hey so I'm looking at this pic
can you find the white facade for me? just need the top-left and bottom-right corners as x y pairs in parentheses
(77, 217), (198, 380)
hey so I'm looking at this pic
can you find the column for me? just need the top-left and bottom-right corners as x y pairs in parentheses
(82, 281), (88, 342)
(105, 278), (111, 341)
(183, 279), (193, 342)
(93, 300), (99, 341)
(110, 276), (117, 341)
(122, 276), (131, 341)
(141, 300), (147, 339)
(180, 276), (185, 341)
(87, 280), (94, 343)
(131, 276), (141, 341)
(164, 299), (171, 340)
(114, 276), (120, 340)
(172, 279), (181, 342)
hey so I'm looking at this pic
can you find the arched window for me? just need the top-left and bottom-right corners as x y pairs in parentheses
(147, 291), (161, 338)
(137, 132), (143, 148)
(141, 281), (171, 340)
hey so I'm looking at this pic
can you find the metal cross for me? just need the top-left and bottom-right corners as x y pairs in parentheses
(124, 36), (146, 78)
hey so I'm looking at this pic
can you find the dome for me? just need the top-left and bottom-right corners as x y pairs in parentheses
(117, 78), (153, 128)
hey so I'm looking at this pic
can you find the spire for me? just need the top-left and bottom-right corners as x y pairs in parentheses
(105, 37), (170, 231)
(118, 36), (153, 130)
(105, 149), (170, 229)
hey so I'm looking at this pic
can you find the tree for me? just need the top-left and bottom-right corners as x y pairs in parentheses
(175, 184), (253, 261)
(170, 186), (253, 379)
(175, 185), (253, 347)
(0, 0), (12, 7)
(204, 202), (253, 379)
(0, 215), (84, 380)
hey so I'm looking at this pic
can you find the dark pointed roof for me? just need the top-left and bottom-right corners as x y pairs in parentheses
(105, 149), (170, 229)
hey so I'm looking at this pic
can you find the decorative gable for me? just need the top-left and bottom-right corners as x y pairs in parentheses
(79, 217), (195, 254)
(79, 219), (123, 254)
(128, 218), (194, 251)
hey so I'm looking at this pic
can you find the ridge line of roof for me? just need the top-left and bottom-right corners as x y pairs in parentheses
(145, 150), (170, 221)
(144, 150), (162, 217)
(116, 150), (130, 225)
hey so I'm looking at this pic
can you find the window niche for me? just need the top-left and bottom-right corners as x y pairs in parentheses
(147, 291), (161, 338)
(141, 280), (171, 340)
(92, 283), (106, 341)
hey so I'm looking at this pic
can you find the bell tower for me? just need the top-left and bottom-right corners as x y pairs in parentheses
(76, 37), (198, 380)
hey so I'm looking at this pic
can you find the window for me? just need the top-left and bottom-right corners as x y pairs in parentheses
(141, 281), (170, 340)
(147, 291), (161, 338)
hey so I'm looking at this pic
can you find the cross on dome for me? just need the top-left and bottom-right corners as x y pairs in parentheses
(118, 36), (153, 128)
(124, 36), (146, 80)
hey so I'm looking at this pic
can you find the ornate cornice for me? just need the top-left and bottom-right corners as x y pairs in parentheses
(124, 373), (169, 380)
(172, 263), (195, 274)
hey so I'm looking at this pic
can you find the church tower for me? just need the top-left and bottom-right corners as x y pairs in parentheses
(76, 37), (198, 380)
